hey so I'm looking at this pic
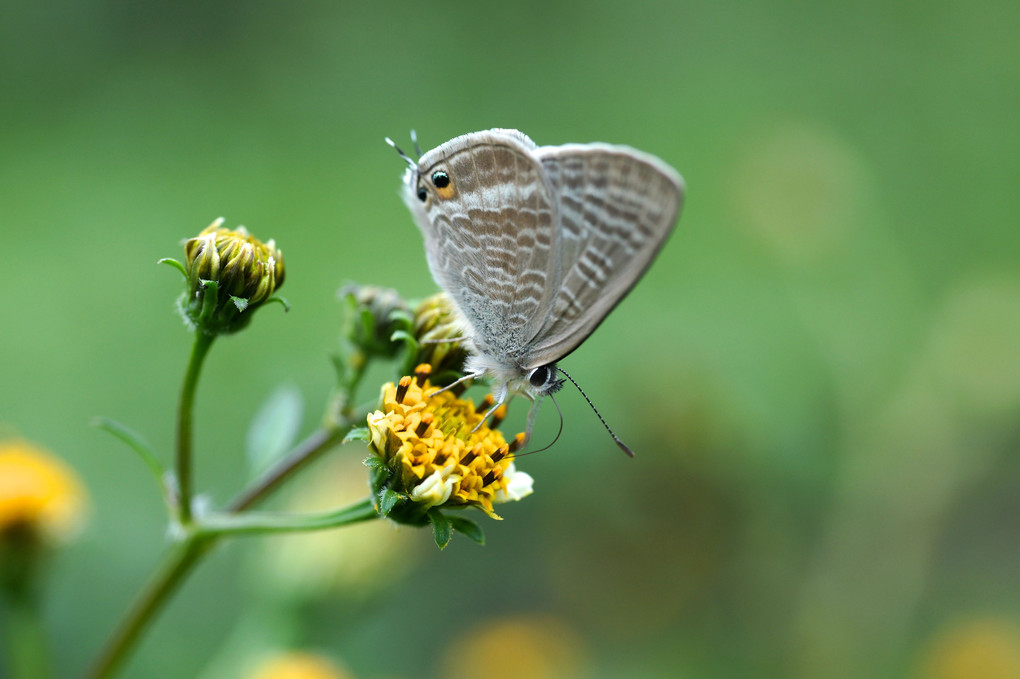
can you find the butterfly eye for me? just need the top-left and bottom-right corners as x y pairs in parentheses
(431, 171), (450, 188)
(416, 187), (428, 202)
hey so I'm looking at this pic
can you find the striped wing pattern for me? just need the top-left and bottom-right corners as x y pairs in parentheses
(402, 129), (683, 379)
(525, 144), (683, 367)
(411, 131), (558, 360)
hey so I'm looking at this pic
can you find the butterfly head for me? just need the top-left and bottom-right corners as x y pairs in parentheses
(527, 364), (564, 396)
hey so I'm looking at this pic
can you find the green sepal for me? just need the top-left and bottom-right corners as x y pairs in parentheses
(197, 279), (220, 325)
(376, 488), (402, 517)
(158, 257), (188, 279)
(363, 456), (391, 491)
(448, 515), (486, 545)
(343, 427), (371, 443)
(265, 295), (290, 312)
(428, 509), (452, 549)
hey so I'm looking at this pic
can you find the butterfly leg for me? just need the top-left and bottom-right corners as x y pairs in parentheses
(471, 382), (510, 433)
(427, 370), (484, 396)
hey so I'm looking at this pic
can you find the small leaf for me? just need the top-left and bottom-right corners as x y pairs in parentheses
(344, 427), (371, 443)
(448, 515), (486, 545)
(245, 384), (303, 479)
(92, 417), (167, 495)
(363, 456), (387, 472)
(158, 257), (188, 279)
(389, 329), (416, 344)
(265, 295), (290, 312)
(428, 509), (452, 549)
(377, 489), (401, 517)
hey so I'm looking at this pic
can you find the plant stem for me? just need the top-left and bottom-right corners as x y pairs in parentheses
(227, 425), (348, 513)
(175, 332), (215, 525)
(199, 497), (378, 537)
(2, 578), (50, 679)
(82, 537), (208, 679)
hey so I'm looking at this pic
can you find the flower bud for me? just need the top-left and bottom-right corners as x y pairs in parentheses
(338, 284), (410, 360)
(180, 218), (285, 334)
(413, 292), (469, 379)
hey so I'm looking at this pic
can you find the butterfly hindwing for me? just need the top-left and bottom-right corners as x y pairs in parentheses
(524, 144), (684, 367)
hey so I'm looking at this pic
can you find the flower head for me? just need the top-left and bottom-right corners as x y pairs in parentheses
(0, 440), (87, 546)
(367, 364), (533, 521)
(178, 218), (285, 334)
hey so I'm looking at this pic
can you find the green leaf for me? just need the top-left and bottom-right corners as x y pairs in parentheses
(265, 295), (290, 312)
(376, 489), (401, 517)
(245, 384), (303, 479)
(448, 515), (486, 545)
(91, 417), (166, 492)
(158, 257), (188, 279)
(343, 427), (371, 443)
(428, 509), (452, 549)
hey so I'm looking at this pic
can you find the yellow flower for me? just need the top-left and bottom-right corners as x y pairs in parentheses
(0, 440), (87, 544)
(367, 365), (533, 519)
(248, 651), (351, 679)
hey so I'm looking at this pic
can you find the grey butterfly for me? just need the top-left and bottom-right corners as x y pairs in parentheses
(390, 128), (684, 453)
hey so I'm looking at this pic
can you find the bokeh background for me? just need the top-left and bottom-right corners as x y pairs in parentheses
(2, 1), (1019, 678)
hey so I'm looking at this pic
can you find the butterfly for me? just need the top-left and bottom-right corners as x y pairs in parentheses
(389, 128), (684, 454)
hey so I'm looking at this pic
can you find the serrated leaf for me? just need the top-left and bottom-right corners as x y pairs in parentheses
(377, 489), (401, 517)
(344, 427), (371, 443)
(428, 509), (452, 549)
(363, 456), (387, 472)
(448, 515), (486, 545)
(245, 384), (303, 479)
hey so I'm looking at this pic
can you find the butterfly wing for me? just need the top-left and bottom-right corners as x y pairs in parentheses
(523, 143), (685, 368)
(401, 129), (560, 361)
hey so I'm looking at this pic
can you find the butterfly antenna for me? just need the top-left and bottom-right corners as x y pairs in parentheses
(557, 368), (636, 457)
(410, 129), (423, 158)
(384, 136), (417, 169)
(509, 393), (565, 458)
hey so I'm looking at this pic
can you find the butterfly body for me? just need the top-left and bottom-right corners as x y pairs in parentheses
(397, 128), (684, 430)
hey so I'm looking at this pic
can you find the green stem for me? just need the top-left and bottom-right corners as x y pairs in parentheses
(199, 497), (378, 537)
(175, 332), (215, 525)
(82, 538), (208, 679)
(2, 581), (51, 679)
(226, 426), (347, 513)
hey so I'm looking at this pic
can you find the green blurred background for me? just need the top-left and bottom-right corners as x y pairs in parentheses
(2, 1), (1019, 677)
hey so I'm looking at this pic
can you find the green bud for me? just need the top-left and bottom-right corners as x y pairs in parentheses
(179, 218), (285, 335)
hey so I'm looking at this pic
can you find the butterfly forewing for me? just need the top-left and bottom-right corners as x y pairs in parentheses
(524, 144), (684, 367)
(409, 131), (560, 359)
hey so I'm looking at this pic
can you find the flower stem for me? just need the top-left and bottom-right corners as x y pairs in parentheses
(82, 537), (209, 679)
(175, 332), (215, 525)
(2, 578), (51, 679)
(226, 426), (347, 513)
(199, 497), (378, 537)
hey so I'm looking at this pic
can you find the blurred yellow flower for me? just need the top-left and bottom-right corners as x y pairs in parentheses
(440, 614), (587, 679)
(248, 652), (351, 679)
(916, 617), (1020, 679)
(367, 365), (533, 519)
(0, 439), (87, 543)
